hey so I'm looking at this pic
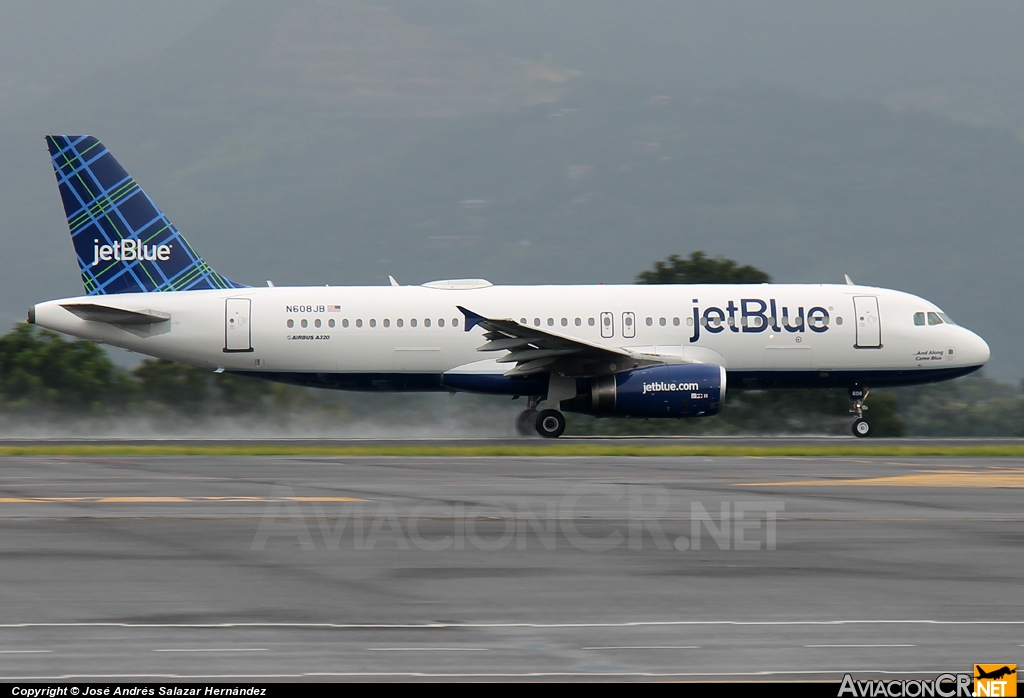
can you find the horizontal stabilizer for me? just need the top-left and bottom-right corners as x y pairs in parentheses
(61, 303), (170, 325)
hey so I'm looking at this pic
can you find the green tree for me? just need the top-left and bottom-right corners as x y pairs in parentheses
(214, 371), (278, 413)
(0, 323), (133, 412)
(862, 392), (904, 437)
(132, 359), (277, 416)
(895, 373), (1024, 436)
(636, 251), (772, 285)
(132, 359), (211, 415)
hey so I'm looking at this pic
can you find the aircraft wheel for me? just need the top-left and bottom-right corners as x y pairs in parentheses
(852, 418), (872, 438)
(515, 409), (539, 436)
(535, 409), (566, 439)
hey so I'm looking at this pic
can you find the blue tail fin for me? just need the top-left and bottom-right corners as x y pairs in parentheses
(45, 135), (246, 295)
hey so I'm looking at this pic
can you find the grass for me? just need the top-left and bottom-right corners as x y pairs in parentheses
(0, 444), (1023, 457)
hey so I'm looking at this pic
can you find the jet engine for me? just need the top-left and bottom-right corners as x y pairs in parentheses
(562, 363), (726, 418)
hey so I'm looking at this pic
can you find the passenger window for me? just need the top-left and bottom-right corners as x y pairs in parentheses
(396, 319), (403, 328)
(343, 319), (349, 328)
(659, 317), (666, 326)
(315, 319), (322, 328)
(382, 319), (390, 328)
(673, 317), (680, 326)
(589, 318), (595, 327)
(328, 319), (336, 328)
(534, 318), (541, 327)
(438, 319), (445, 327)
(575, 318), (582, 327)
(914, 312), (925, 326)
(561, 318), (568, 327)
(424, 318), (431, 327)
(369, 319), (376, 328)
(927, 312), (942, 326)
(646, 317), (653, 326)
(356, 319), (363, 328)
(452, 318), (459, 327)
(547, 318), (554, 326)
(520, 318), (527, 325)
(287, 319), (294, 328)
(410, 318), (417, 327)
(300, 319), (308, 328)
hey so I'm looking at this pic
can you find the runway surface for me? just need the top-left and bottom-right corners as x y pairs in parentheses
(0, 453), (1020, 681)
(0, 435), (1023, 448)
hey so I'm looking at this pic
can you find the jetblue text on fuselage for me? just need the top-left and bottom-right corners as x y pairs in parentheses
(92, 239), (172, 267)
(689, 298), (830, 343)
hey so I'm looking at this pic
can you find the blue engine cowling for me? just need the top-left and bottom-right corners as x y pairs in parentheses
(562, 363), (726, 418)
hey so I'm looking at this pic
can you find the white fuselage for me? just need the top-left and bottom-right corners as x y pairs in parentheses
(31, 282), (990, 391)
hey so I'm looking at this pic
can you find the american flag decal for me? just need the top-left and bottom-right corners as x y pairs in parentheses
(328, 305), (341, 312)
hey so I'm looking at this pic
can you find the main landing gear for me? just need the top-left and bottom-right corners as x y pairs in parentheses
(849, 384), (872, 438)
(515, 397), (566, 438)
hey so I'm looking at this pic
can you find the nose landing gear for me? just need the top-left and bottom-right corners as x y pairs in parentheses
(849, 385), (872, 437)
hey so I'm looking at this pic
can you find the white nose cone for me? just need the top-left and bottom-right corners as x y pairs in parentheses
(966, 330), (990, 366)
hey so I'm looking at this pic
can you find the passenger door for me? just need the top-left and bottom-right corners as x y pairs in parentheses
(853, 296), (881, 348)
(224, 297), (253, 352)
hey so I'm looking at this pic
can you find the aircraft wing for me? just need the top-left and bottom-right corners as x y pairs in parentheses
(457, 306), (682, 377)
(61, 303), (171, 326)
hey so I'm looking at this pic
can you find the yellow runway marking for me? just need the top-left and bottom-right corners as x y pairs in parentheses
(736, 468), (1024, 488)
(98, 497), (191, 503)
(0, 496), (366, 504)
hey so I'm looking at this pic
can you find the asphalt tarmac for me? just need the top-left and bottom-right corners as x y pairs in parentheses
(0, 436), (1022, 448)
(0, 454), (1020, 681)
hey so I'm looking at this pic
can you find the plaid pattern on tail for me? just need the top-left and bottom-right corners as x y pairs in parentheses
(45, 135), (245, 295)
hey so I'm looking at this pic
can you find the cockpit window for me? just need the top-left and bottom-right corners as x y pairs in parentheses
(914, 312), (925, 326)
(937, 312), (956, 325)
(927, 312), (943, 326)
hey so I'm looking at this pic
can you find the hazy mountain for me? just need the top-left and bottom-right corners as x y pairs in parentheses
(2, 0), (1022, 381)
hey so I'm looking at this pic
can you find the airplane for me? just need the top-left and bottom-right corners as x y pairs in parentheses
(975, 666), (1016, 681)
(28, 136), (991, 438)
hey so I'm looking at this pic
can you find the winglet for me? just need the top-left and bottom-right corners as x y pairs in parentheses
(844, 274), (855, 285)
(456, 306), (487, 332)
(388, 275), (400, 287)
